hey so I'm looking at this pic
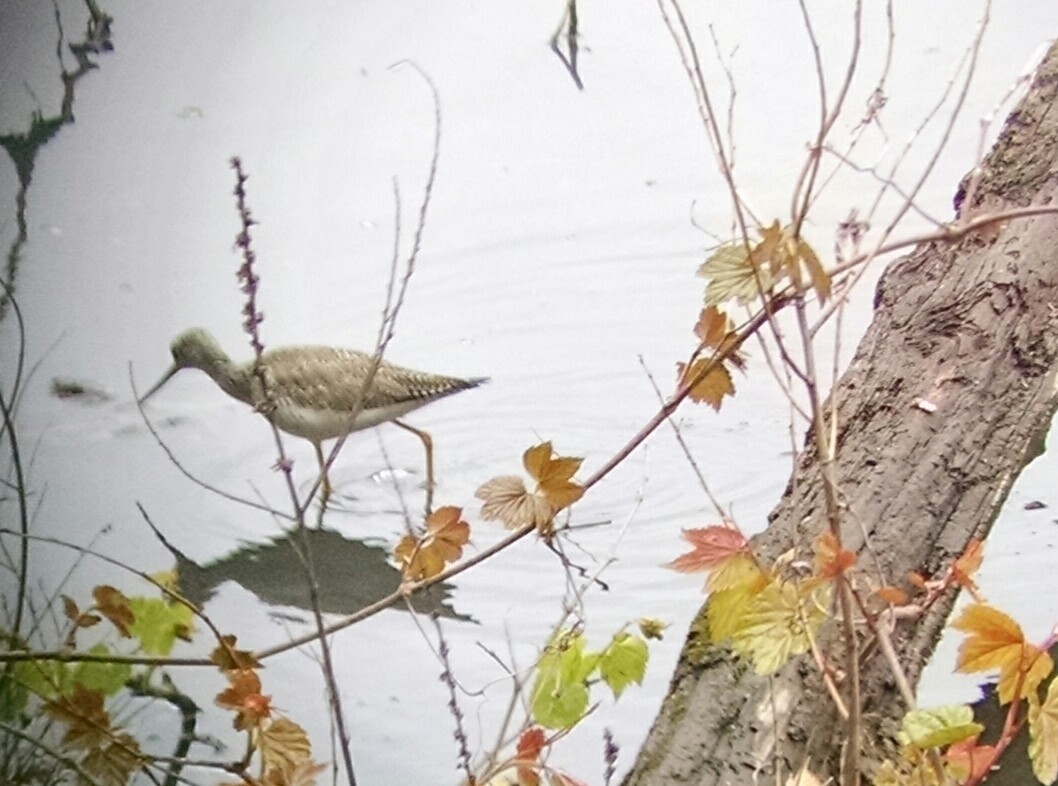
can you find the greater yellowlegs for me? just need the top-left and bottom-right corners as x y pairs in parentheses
(140, 328), (486, 503)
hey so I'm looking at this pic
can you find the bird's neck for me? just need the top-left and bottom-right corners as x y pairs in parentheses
(201, 358), (256, 406)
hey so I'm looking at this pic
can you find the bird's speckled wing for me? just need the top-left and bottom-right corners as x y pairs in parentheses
(259, 346), (481, 413)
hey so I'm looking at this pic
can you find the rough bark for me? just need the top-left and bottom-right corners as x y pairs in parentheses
(625, 40), (1058, 785)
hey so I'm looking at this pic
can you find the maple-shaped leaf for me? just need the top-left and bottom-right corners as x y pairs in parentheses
(693, 307), (747, 371)
(128, 596), (194, 655)
(599, 632), (648, 698)
(92, 585), (134, 637)
(952, 538), (984, 593)
(216, 669), (272, 730)
(515, 727), (547, 786)
(210, 634), (262, 671)
(812, 532), (856, 579)
(395, 506), (471, 581)
(263, 759), (329, 786)
(667, 526), (749, 574)
(16, 658), (74, 700)
(1030, 678), (1058, 785)
(74, 644), (133, 696)
(900, 705), (983, 749)
(477, 443), (584, 534)
(731, 580), (831, 675)
(530, 631), (599, 729)
(524, 442), (585, 511)
(699, 241), (776, 306)
(81, 731), (144, 786)
(258, 717), (312, 773)
(45, 683), (111, 751)
(677, 359), (734, 411)
(952, 603), (1054, 702)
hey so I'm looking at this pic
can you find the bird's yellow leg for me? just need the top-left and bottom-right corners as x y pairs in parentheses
(393, 420), (434, 514)
(314, 441), (332, 507)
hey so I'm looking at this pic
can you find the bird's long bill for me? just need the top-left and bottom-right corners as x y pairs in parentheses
(138, 364), (179, 404)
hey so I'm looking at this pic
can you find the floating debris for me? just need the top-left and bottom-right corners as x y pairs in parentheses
(51, 378), (111, 404)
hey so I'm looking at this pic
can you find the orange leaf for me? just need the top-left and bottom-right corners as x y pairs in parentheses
(908, 572), (926, 589)
(667, 526), (749, 573)
(210, 634), (262, 671)
(216, 669), (271, 730)
(396, 508), (471, 580)
(952, 539), (984, 591)
(525, 443), (585, 511)
(677, 359), (734, 411)
(813, 532), (856, 579)
(695, 306), (731, 348)
(952, 603), (1025, 674)
(93, 585), (134, 637)
(876, 586), (908, 606)
(945, 736), (996, 784)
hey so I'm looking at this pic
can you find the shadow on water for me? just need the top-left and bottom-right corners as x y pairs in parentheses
(160, 526), (474, 624)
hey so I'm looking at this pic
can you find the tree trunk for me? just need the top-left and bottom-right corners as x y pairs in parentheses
(625, 39), (1058, 786)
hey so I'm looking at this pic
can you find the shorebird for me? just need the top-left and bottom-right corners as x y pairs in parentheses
(140, 328), (486, 504)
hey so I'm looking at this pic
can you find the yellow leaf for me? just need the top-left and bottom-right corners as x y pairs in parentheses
(952, 603), (1052, 703)
(257, 717), (312, 773)
(698, 241), (775, 306)
(677, 359), (734, 411)
(798, 239), (830, 302)
(731, 580), (831, 674)
(1030, 678), (1058, 785)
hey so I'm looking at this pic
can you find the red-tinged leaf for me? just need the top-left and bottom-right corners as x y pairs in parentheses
(677, 359), (735, 411)
(516, 727), (547, 786)
(667, 526), (749, 573)
(215, 669), (271, 730)
(945, 736), (996, 784)
(813, 532), (856, 579)
(92, 585), (134, 637)
(876, 586), (908, 606)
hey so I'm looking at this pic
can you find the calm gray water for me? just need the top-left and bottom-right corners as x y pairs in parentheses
(2, 2), (1057, 783)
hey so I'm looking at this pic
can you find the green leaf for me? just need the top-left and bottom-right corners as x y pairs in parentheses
(128, 596), (194, 656)
(73, 645), (132, 695)
(15, 659), (74, 700)
(529, 631), (599, 729)
(599, 633), (648, 698)
(901, 705), (983, 750)
(0, 666), (29, 722)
